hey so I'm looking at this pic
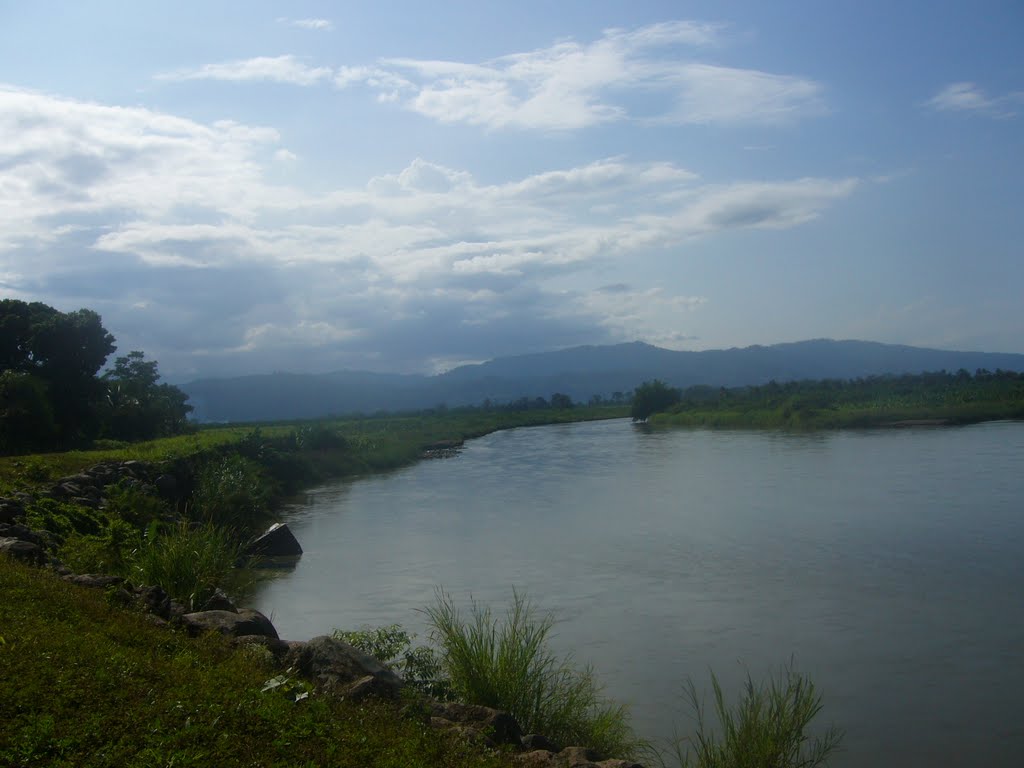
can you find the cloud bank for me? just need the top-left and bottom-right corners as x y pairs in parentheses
(0, 84), (856, 377)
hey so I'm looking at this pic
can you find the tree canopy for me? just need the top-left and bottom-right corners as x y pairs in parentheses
(630, 379), (682, 422)
(0, 300), (192, 454)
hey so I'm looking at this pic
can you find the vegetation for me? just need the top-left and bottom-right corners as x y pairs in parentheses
(0, 299), (192, 454)
(0, 557), (517, 768)
(423, 590), (644, 760)
(631, 379), (682, 422)
(333, 624), (448, 699)
(674, 666), (843, 768)
(647, 369), (1024, 429)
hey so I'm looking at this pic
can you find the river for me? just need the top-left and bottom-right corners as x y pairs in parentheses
(250, 418), (1024, 766)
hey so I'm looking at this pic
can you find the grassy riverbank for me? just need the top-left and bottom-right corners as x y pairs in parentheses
(0, 557), (516, 768)
(648, 369), (1024, 429)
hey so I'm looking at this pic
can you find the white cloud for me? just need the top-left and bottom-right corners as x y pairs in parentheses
(278, 18), (334, 31)
(156, 55), (333, 86)
(158, 21), (824, 131)
(926, 82), (1024, 117)
(0, 86), (858, 375)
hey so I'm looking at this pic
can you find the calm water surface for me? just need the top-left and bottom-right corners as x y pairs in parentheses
(251, 419), (1024, 766)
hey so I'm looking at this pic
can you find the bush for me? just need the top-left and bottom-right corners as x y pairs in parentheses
(424, 590), (642, 759)
(131, 521), (242, 610)
(333, 624), (448, 698)
(674, 664), (843, 768)
(59, 519), (140, 575)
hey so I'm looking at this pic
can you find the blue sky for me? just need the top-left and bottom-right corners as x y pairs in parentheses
(2, 1), (1022, 380)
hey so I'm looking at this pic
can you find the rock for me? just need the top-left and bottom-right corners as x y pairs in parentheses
(245, 523), (303, 558)
(556, 746), (603, 767)
(515, 751), (558, 767)
(0, 498), (25, 524)
(202, 588), (237, 612)
(522, 733), (561, 753)
(0, 523), (44, 546)
(62, 574), (125, 589)
(232, 634), (290, 661)
(284, 635), (402, 698)
(430, 701), (522, 746)
(343, 674), (401, 703)
(0, 537), (45, 565)
(134, 584), (172, 619)
(181, 609), (279, 639)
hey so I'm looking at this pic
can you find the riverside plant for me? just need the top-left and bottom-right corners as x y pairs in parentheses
(424, 589), (646, 761)
(674, 664), (843, 768)
(131, 521), (243, 611)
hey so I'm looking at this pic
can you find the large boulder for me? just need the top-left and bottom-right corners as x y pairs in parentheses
(0, 537), (45, 565)
(181, 609), (278, 639)
(0, 498), (25, 524)
(245, 522), (303, 558)
(284, 635), (402, 699)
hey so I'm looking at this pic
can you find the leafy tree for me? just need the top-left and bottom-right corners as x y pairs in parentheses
(101, 351), (193, 441)
(0, 371), (57, 454)
(550, 392), (574, 409)
(0, 300), (116, 447)
(630, 379), (681, 421)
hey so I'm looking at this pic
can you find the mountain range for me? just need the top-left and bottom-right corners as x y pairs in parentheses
(182, 339), (1024, 423)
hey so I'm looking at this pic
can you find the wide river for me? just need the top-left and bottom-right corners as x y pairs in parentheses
(250, 419), (1024, 766)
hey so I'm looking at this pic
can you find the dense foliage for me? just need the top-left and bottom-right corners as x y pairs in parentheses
(648, 369), (1024, 428)
(631, 379), (682, 422)
(0, 300), (192, 454)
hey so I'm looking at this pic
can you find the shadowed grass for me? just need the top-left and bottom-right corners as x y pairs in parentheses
(674, 665), (843, 768)
(424, 590), (646, 760)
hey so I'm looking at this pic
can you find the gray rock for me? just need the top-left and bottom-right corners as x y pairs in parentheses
(154, 474), (178, 497)
(430, 701), (522, 746)
(284, 635), (402, 697)
(0, 523), (43, 546)
(134, 584), (171, 618)
(0, 537), (45, 565)
(232, 634), (290, 661)
(245, 522), (303, 558)
(181, 608), (279, 639)
(0, 499), (25, 524)
(202, 588), (237, 612)
(522, 733), (561, 753)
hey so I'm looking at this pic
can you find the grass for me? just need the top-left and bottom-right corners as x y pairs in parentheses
(674, 665), (843, 768)
(0, 556), (518, 768)
(423, 590), (646, 760)
(131, 521), (244, 610)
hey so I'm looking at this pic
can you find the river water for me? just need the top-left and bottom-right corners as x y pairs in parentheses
(250, 418), (1024, 766)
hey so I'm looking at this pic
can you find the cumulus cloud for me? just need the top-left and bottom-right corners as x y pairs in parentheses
(926, 82), (1024, 117)
(156, 55), (333, 86)
(0, 85), (858, 377)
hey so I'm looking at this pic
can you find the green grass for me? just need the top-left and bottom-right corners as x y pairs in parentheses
(0, 557), (517, 768)
(674, 666), (843, 768)
(131, 522), (244, 610)
(423, 590), (646, 760)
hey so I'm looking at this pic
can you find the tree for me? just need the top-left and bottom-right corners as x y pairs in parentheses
(550, 392), (573, 409)
(101, 351), (193, 441)
(630, 379), (681, 422)
(0, 371), (57, 454)
(0, 299), (116, 447)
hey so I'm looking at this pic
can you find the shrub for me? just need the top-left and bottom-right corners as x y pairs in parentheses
(424, 590), (642, 759)
(130, 521), (242, 610)
(674, 664), (843, 768)
(59, 519), (140, 575)
(333, 623), (448, 698)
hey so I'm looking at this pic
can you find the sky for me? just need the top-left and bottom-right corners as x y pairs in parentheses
(1, 1), (1022, 381)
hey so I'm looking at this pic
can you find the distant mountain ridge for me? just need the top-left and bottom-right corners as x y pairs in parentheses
(182, 339), (1024, 423)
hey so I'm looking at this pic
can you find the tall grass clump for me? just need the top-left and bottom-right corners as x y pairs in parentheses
(131, 521), (243, 610)
(424, 590), (643, 760)
(674, 665), (843, 768)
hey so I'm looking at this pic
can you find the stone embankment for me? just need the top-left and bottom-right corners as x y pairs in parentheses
(2, 476), (645, 768)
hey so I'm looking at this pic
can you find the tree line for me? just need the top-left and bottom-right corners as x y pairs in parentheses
(0, 300), (192, 455)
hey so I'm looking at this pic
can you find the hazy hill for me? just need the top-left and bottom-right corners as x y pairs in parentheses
(183, 339), (1024, 423)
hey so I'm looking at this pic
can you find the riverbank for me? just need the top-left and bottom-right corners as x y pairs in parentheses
(647, 369), (1024, 429)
